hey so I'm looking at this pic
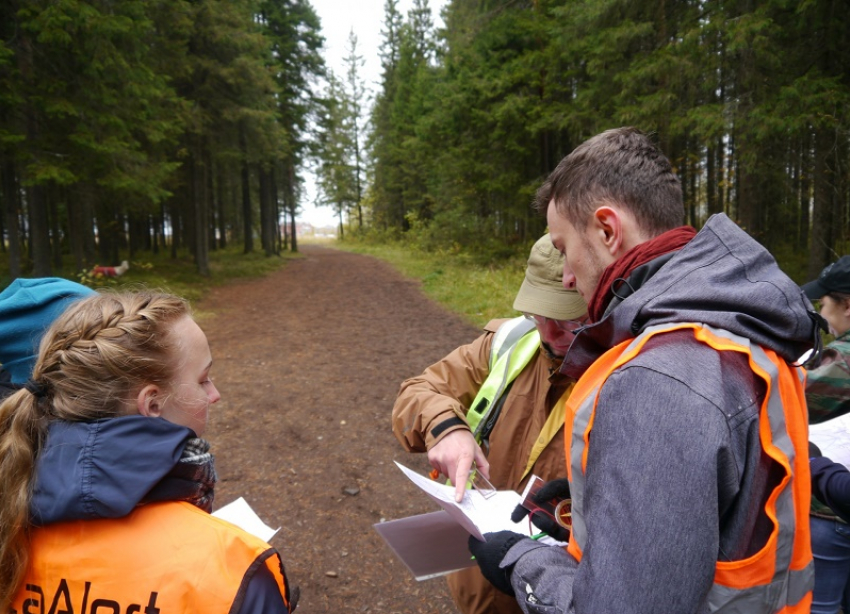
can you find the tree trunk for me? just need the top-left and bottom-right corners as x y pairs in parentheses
(337, 205), (344, 240)
(24, 108), (51, 275)
(259, 165), (273, 256)
(808, 128), (836, 279)
(798, 132), (812, 251)
(2, 157), (21, 278)
(206, 149), (217, 251)
(193, 141), (210, 276)
(95, 202), (112, 264)
(50, 187), (62, 269)
(183, 154), (196, 257)
(0, 182), (5, 254)
(288, 163), (297, 253)
(216, 161), (227, 249)
(717, 137), (727, 217)
(240, 127), (253, 254)
(354, 131), (363, 230)
(170, 199), (179, 259)
(270, 165), (280, 255)
(153, 202), (163, 255)
(80, 188), (96, 268)
(29, 184), (52, 276)
(279, 159), (288, 251)
(706, 143), (720, 217)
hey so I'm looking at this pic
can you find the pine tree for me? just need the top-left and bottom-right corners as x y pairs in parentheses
(258, 0), (325, 253)
(315, 71), (357, 237)
(344, 30), (368, 229)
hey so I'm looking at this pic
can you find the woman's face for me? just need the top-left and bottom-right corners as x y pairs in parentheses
(819, 294), (850, 338)
(158, 316), (221, 436)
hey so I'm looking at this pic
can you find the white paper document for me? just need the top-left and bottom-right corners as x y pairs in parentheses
(374, 462), (542, 581)
(212, 496), (280, 543)
(392, 461), (530, 540)
(810, 413), (850, 468)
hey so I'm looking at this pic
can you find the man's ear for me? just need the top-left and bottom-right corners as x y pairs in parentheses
(593, 204), (646, 258)
(137, 384), (163, 418)
(593, 206), (625, 258)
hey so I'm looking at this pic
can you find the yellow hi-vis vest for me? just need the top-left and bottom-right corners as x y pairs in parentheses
(466, 316), (574, 482)
(13, 501), (292, 614)
(564, 323), (813, 613)
(467, 316), (539, 441)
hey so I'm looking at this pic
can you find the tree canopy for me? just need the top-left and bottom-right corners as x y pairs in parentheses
(0, 0), (324, 278)
(354, 0), (850, 278)
(2, 0), (849, 281)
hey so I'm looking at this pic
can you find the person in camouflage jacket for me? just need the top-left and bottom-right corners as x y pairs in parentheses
(807, 331), (850, 423)
(802, 256), (850, 614)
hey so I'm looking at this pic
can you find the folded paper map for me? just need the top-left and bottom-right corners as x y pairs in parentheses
(374, 462), (548, 581)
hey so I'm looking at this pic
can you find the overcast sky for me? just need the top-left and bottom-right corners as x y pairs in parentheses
(299, 0), (447, 228)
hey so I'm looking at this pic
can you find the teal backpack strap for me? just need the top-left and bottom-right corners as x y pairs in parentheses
(467, 317), (540, 445)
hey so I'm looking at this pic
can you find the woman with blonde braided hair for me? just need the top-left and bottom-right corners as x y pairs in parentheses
(1, 291), (297, 613)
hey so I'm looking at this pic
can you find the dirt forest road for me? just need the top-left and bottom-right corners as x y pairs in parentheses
(197, 244), (481, 614)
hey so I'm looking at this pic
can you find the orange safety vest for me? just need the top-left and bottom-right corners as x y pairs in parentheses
(13, 501), (292, 614)
(564, 323), (813, 613)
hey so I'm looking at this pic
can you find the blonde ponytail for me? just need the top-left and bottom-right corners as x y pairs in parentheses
(0, 291), (190, 608)
(0, 389), (49, 611)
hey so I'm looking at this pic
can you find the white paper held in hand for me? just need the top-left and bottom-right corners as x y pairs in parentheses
(392, 461), (531, 540)
(212, 497), (280, 542)
(376, 462), (568, 581)
(809, 412), (850, 468)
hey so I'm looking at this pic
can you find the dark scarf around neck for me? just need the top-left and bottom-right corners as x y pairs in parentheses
(142, 437), (217, 513)
(588, 226), (697, 322)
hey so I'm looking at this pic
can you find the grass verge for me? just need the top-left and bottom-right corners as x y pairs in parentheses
(0, 246), (299, 309)
(1, 239), (523, 328)
(336, 240), (527, 329)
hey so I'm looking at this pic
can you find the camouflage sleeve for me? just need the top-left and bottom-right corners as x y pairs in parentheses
(806, 341), (850, 424)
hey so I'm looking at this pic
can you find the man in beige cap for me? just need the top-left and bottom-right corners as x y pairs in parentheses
(392, 234), (587, 614)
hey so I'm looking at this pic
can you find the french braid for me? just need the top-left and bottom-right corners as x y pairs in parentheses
(0, 291), (190, 609)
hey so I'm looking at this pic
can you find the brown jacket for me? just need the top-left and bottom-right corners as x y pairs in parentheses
(392, 318), (575, 614)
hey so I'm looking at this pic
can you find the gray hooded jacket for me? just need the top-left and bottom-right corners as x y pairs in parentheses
(500, 214), (817, 614)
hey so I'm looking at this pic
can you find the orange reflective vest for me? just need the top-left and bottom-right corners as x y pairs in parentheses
(13, 501), (292, 614)
(564, 323), (813, 613)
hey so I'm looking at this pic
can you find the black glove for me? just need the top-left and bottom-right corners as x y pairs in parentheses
(468, 531), (526, 596)
(511, 477), (571, 542)
(809, 441), (823, 459)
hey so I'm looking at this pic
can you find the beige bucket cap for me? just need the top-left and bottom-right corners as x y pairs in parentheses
(513, 234), (587, 320)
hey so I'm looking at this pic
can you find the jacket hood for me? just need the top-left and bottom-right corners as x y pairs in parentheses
(30, 415), (193, 526)
(561, 214), (819, 378)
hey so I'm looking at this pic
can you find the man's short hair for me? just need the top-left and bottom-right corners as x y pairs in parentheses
(534, 127), (684, 236)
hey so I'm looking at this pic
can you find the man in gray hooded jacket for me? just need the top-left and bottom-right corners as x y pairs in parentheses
(468, 127), (819, 614)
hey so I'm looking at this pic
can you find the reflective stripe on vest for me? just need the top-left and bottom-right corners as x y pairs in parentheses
(564, 323), (813, 613)
(467, 316), (540, 438)
(14, 501), (291, 613)
(490, 316), (538, 367)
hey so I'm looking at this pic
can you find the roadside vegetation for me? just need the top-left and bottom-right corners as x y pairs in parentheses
(331, 0), (850, 285)
(334, 221), (826, 330)
(0, 247), (296, 306)
(337, 234), (526, 329)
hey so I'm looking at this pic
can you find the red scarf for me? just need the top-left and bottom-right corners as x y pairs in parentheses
(588, 226), (697, 322)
